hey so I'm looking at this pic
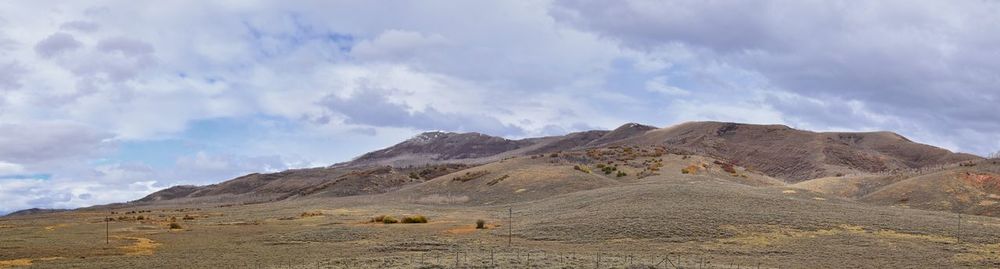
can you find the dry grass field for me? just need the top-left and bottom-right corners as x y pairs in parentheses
(4, 168), (1000, 268)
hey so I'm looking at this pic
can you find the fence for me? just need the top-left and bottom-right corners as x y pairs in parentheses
(315, 248), (777, 269)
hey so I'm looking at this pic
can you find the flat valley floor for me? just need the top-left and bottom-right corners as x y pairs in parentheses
(3, 175), (1000, 268)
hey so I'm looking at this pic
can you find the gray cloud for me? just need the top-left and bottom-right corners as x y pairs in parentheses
(552, 0), (1000, 154)
(321, 89), (524, 136)
(172, 152), (290, 185)
(34, 32), (82, 58)
(0, 122), (114, 165)
(0, 61), (25, 91)
(96, 36), (154, 56)
(60, 21), (100, 32)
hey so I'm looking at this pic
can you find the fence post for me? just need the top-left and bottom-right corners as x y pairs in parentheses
(957, 212), (962, 244)
(508, 207), (513, 248)
(596, 252), (600, 269)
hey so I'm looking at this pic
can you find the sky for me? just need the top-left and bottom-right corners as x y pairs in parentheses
(1, 0), (999, 214)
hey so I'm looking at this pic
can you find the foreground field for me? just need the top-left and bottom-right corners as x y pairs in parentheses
(3, 174), (1000, 268)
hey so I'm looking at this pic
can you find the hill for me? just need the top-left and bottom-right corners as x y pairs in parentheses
(3, 208), (70, 217)
(617, 121), (980, 182)
(795, 159), (1000, 216)
(133, 121), (978, 208)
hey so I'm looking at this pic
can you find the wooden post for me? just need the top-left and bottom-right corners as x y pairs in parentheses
(508, 207), (513, 248)
(957, 213), (962, 244)
(106, 212), (110, 244)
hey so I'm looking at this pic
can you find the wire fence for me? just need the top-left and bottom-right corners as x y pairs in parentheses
(314, 248), (777, 269)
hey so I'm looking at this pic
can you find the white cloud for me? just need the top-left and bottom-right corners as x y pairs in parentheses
(351, 30), (450, 62)
(0, 161), (24, 175)
(645, 76), (689, 96)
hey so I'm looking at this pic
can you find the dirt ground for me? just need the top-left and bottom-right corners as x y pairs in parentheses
(3, 174), (1000, 268)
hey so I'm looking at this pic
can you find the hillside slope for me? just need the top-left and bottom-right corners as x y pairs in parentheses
(795, 159), (1000, 216)
(618, 121), (979, 182)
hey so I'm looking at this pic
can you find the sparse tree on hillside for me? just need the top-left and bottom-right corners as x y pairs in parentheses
(989, 150), (1000, 159)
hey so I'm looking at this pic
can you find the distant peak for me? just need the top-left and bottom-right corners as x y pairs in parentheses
(407, 131), (453, 143)
(614, 122), (657, 131)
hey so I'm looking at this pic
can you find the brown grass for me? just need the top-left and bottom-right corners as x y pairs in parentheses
(400, 215), (428, 224)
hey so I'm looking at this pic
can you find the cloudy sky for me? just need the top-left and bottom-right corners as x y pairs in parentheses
(1, 0), (998, 214)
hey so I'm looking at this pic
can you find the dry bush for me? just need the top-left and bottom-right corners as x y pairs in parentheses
(681, 164), (700, 174)
(616, 170), (627, 177)
(573, 165), (592, 174)
(453, 170), (490, 182)
(169, 222), (183, 229)
(486, 175), (509, 186)
(401, 215), (428, 224)
(476, 219), (486, 229)
(300, 211), (323, 217)
(382, 216), (399, 224)
(182, 215), (195, 220)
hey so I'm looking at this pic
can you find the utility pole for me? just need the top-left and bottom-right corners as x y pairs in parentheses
(957, 213), (962, 244)
(508, 207), (512, 248)
(106, 211), (110, 244)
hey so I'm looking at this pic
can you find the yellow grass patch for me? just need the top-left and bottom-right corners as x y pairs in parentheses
(782, 190), (797, 194)
(116, 236), (161, 256)
(43, 223), (70, 231)
(0, 259), (32, 268)
(331, 208), (363, 216)
(813, 197), (827, 201)
(718, 224), (866, 247)
(515, 188), (527, 193)
(954, 243), (1000, 263)
(873, 229), (955, 244)
(0, 256), (64, 268)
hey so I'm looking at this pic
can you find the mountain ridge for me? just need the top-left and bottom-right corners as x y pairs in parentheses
(128, 121), (979, 206)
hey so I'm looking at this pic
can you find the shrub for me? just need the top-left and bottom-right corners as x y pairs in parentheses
(722, 165), (737, 174)
(382, 216), (398, 224)
(372, 215), (387, 223)
(169, 222), (183, 229)
(573, 165), (592, 174)
(301, 211), (323, 217)
(401, 215), (428, 224)
(453, 170), (490, 182)
(549, 153), (559, 158)
(681, 164), (700, 174)
(409, 172), (420, 180)
(616, 170), (627, 177)
(182, 215), (195, 220)
(486, 175), (509, 186)
(476, 219), (486, 229)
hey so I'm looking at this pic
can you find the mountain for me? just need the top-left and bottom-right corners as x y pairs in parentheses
(4, 208), (70, 217)
(134, 121), (978, 206)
